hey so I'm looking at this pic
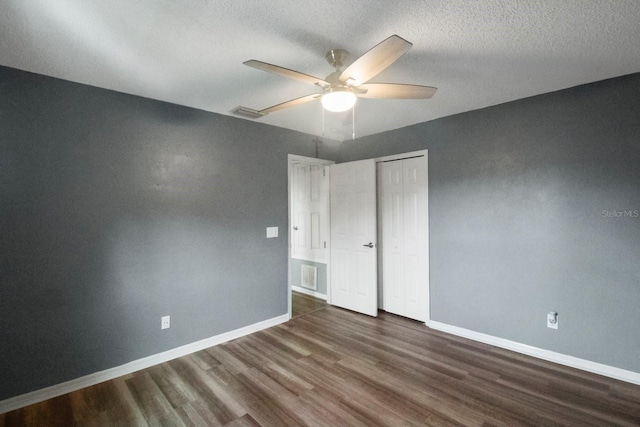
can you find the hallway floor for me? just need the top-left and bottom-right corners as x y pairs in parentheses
(292, 291), (327, 318)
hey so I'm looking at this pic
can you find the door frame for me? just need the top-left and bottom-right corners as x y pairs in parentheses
(374, 149), (430, 326)
(287, 154), (334, 319)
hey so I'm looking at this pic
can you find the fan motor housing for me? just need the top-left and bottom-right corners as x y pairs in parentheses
(325, 49), (350, 69)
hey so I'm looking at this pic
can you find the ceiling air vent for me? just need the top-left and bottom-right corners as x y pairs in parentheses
(231, 106), (265, 119)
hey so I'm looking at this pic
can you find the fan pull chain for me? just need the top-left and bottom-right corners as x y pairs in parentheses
(322, 106), (325, 136)
(352, 104), (356, 140)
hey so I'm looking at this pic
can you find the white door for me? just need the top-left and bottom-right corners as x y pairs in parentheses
(330, 159), (378, 317)
(380, 156), (429, 322)
(291, 162), (329, 263)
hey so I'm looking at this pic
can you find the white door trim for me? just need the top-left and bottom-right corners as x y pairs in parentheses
(374, 149), (428, 163)
(289, 154), (335, 165)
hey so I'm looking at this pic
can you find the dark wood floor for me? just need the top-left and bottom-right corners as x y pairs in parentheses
(2, 306), (640, 426)
(292, 291), (327, 318)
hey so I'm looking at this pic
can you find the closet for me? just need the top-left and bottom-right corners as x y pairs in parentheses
(377, 155), (429, 322)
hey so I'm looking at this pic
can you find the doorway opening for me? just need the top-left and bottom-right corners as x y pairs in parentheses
(287, 155), (333, 319)
(287, 150), (429, 324)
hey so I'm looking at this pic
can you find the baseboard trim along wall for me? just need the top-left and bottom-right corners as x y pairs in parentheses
(0, 314), (289, 415)
(429, 321), (640, 386)
(291, 285), (327, 300)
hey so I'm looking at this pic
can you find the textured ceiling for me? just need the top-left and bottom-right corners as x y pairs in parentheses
(2, 0), (640, 141)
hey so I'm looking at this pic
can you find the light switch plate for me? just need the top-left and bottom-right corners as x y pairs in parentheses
(266, 227), (278, 238)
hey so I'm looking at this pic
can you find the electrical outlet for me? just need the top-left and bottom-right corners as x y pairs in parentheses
(161, 315), (171, 330)
(547, 312), (558, 329)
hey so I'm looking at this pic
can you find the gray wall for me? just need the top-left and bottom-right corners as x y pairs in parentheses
(324, 73), (640, 373)
(0, 65), (322, 401)
(290, 259), (327, 296)
(2, 63), (638, 403)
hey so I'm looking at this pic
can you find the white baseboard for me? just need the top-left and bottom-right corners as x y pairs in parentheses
(0, 314), (289, 415)
(429, 321), (640, 386)
(292, 286), (327, 300)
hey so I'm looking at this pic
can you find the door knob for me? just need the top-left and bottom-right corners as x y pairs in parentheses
(363, 242), (374, 248)
(293, 226), (298, 230)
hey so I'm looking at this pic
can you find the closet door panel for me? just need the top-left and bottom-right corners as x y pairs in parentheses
(403, 157), (429, 322)
(381, 161), (405, 316)
(379, 156), (428, 322)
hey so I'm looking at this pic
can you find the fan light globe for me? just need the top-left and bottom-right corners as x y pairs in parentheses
(321, 89), (357, 112)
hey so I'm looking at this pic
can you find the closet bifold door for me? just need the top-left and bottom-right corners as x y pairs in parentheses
(380, 157), (428, 322)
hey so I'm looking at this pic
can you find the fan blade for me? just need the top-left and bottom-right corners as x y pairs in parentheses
(339, 35), (412, 86)
(244, 60), (330, 87)
(259, 94), (321, 115)
(358, 83), (437, 99)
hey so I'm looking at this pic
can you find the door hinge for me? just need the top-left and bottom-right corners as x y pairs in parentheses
(324, 241), (326, 248)
(323, 167), (326, 177)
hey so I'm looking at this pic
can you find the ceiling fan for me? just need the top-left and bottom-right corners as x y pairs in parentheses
(232, 35), (437, 119)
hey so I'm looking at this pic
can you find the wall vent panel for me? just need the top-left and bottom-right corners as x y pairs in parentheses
(301, 264), (318, 290)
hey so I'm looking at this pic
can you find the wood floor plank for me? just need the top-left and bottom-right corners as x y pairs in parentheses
(286, 318), (381, 365)
(174, 401), (214, 427)
(375, 359), (536, 426)
(259, 362), (315, 397)
(259, 329), (312, 358)
(189, 350), (222, 371)
(167, 357), (245, 424)
(334, 356), (471, 426)
(4, 394), (73, 427)
(546, 380), (640, 425)
(224, 371), (304, 426)
(294, 355), (431, 426)
(3, 305), (640, 426)
(338, 356), (492, 426)
(203, 345), (250, 375)
(223, 413), (261, 427)
(109, 377), (150, 426)
(125, 372), (185, 426)
(235, 369), (337, 427)
(296, 388), (378, 427)
(146, 363), (197, 409)
(292, 292), (327, 318)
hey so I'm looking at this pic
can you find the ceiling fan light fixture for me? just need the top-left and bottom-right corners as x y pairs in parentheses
(243, 35), (436, 119)
(321, 88), (357, 112)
